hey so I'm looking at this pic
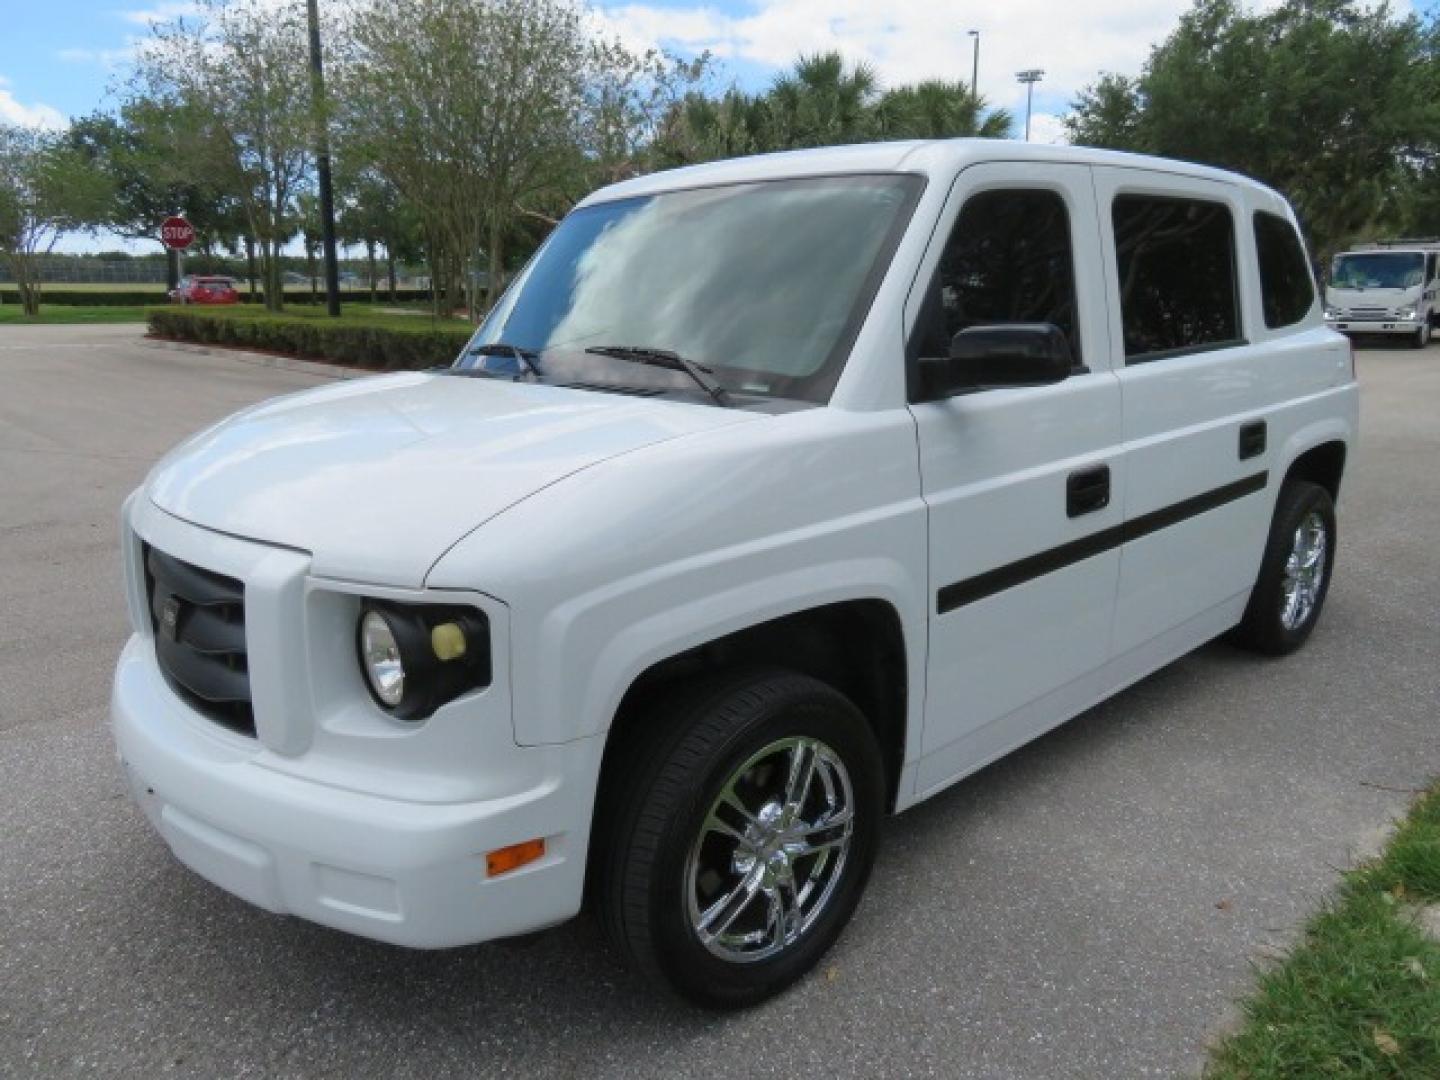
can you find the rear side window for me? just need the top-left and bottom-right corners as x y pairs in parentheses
(1253, 211), (1315, 328)
(914, 188), (1080, 363)
(1112, 195), (1240, 361)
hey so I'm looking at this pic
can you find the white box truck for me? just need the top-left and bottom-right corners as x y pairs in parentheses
(1324, 239), (1440, 347)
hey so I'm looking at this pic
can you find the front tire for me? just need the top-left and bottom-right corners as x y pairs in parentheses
(1231, 480), (1336, 655)
(597, 669), (884, 1008)
(1413, 322), (1430, 348)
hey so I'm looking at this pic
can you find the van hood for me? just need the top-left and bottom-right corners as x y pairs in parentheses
(147, 372), (759, 588)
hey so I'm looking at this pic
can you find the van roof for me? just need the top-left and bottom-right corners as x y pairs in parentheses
(577, 138), (1284, 209)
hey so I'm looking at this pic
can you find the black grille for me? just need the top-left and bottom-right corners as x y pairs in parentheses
(143, 544), (254, 736)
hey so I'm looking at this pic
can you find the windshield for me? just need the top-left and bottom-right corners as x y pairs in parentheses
(1330, 252), (1424, 290)
(459, 174), (923, 403)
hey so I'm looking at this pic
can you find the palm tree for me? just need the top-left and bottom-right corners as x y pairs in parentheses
(874, 80), (1013, 140)
(767, 51), (879, 149)
(649, 54), (1015, 169)
(653, 89), (770, 167)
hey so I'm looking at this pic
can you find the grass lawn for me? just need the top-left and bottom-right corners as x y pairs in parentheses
(1207, 784), (1440, 1077)
(0, 304), (153, 324)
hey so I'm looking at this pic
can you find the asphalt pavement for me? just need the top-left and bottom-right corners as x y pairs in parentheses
(1, 323), (1436, 1078)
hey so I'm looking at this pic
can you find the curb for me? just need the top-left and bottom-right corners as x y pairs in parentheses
(140, 337), (371, 381)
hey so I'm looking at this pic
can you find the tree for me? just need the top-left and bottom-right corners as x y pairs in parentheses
(1066, 0), (1439, 257)
(1062, 74), (1144, 150)
(583, 40), (713, 188)
(67, 101), (236, 288)
(340, 0), (591, 317)
(653, 52), (1014, 167)
(339, 0), (697, 317)
(652, 88), (772, 167)
(0, 125), (112, 315)
(767, 52), (879, 149)
(130, 0), (313, 310)
(873, 80), (1013, 140)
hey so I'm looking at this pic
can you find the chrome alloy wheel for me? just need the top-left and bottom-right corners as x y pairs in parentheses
(684, 736), (855, 963)
(1280, 510), (1327, 631)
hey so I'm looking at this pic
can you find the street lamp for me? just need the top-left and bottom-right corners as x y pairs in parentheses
(968, 30), (980, 101)
(1016, 68), (1045, 142)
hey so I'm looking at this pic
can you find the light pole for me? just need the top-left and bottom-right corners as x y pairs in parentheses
(1016, 68), (1044, 141)
(968, 30), (980, 101)
(306, 0), (341, 317)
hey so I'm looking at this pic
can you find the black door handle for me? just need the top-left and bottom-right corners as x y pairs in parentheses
(1239, 420), (1267, 460)
(1067, 464), (1111, 518)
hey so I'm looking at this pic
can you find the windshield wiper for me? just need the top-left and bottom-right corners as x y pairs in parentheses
(458, 341), (543, 379)
(583, 345), (733, 407)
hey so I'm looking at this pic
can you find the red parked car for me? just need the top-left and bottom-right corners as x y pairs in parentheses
(169, 275), (240, 305)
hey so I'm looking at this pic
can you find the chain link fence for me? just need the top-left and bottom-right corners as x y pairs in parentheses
(0, 257), (171, 285)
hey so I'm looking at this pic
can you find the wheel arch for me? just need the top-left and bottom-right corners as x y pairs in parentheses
(584, 599), (911, 901)
(1280, 437), (1347, 501)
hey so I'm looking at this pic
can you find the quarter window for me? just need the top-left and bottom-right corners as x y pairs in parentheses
(1112, 195), (1240, 361)
(1253, 211), (1315, 329)
(914, 188), (1080, 364)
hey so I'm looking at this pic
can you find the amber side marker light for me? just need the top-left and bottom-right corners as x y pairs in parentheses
(487, 838), (546, 877)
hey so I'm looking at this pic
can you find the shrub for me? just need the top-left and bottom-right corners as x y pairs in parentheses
(147, 309), (472, 371)
(237, 288), (433, 306)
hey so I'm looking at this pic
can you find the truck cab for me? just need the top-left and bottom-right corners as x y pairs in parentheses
(1324, 240), (1440, 347)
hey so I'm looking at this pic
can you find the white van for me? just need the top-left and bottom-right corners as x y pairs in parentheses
(1325, 240), (1440, 347)
(112, 141), (1357, 1007)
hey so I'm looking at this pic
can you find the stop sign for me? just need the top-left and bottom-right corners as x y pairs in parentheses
(160, 216), (195, 250)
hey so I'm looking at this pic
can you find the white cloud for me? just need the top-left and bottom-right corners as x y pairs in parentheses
(1026, 113), (1069, 147)
(0, 77), (66, 129)
(595, 0), (1224, 126)
(118, 2), (201, 26)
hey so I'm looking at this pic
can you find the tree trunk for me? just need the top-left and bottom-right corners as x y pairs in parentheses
(387, 249), (397, 302)
(307, 243), (318, 301)
(366, 240), (377, 303)
(245, 236), (258, 301)
(262, 239), (283, 313)
(11, 255), (40, 317)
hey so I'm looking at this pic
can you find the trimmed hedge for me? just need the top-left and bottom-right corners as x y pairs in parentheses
(148, 308), (471, 370)
(1, 287), (433, 307)
(238, 288), (434, 306)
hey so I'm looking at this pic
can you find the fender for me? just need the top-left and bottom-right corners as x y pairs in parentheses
(1271, 397), (1356, 506)
(425, 405), (930, 757)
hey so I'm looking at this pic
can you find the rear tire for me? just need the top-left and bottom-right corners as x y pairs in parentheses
(1231, 480), (1336, 655)
(597, 668), (884, 1008)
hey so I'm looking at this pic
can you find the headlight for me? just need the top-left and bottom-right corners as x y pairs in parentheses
(356, 602), (491, 721)
(1324, 307), (1339, 320)
(360, 611), (406, 706)
(1398, 307), (1417, 320)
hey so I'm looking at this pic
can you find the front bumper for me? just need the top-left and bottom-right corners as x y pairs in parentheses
(1326, 317), (1423, 335)
(112, 631), (602, 948)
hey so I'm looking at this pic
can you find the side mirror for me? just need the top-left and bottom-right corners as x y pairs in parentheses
(918, 323), (1076, 400)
